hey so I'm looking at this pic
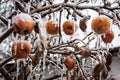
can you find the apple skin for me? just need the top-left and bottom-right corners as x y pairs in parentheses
(92, 16), (110, 34)
(101, 30), (114, 43)
(46, 20), (59, 35)
(63, 20), (78, 35)
(12, 40), (32, 59)
(64, 58), (76, 70)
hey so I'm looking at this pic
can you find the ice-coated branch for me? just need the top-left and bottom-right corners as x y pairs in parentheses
(0, 27), (14, 43)
(31, 3), (120, 21)
(0, 67), (13, 80)
(0, 56), (14, 67)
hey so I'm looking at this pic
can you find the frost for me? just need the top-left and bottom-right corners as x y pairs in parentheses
(12, 13), (33, 26)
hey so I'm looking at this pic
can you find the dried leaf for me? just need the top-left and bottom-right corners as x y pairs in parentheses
(80, 47), (91, 58)
(32, 47), (43, 68)
(101, 69), (108, 79)
(79, 18), (87, 32)
(34, 22), (39, 33)
(93, 63), (104, 80)
(78, 73), (85, 80)
(105, 53), (112, 71)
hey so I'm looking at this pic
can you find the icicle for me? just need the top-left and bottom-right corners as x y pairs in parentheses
(102, 33), (106, 38)
(60, 70), (64, 80)
(25, 0), (32, 14)
(106, 43), (110, 51)
(38, 59), (42, 71)
(42, 75), (45, 80)
(13, 33), (19, 42)
(16, 59), (20, 80)
(118, 49), (120, 58)
(58, 54), (62, 64)
(27, 2), (31, 14)
(68, 70), (71, 80)
(20, 35), (25, 49)
(43, 49), (47, 73)
(48, 69), (54, 75)
(14, 42), (17, 56)
(53, 13), (56, 24)
(50, 54), (54, 60)
(82, 58), (85, 71)
(70, 69), (74, 76)
(47, 63), (50, 71)
(12, 33), (19, 55)
(95, 35), (101, 49)
(63, 9), (67, 18)
(110, 44), (113, 49)
(8, 19), (11, 29)
(61, 63), (66, 79)
(36, 74), (40, 80)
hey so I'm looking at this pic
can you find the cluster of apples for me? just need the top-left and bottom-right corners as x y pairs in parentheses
(46, 15), (114, 43)
(46, 20), (78, 35)
(11, 13), (79, 70)
(12, 13), (34, 59)
(92, 15), (114, 43)
(11, 13), (114, 71)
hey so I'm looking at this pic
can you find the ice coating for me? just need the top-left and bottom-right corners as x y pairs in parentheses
(12, 13), (34, 35)
(13, 13), (34, 25)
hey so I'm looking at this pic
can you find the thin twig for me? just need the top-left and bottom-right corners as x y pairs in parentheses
(31, 3), (120, 20)
(44, 74), (65, 80)
(58, 9), (63, 44)
(41, 4), (62, 18)
(0, 16), (8, 25)
(48, 39), (77, 49)
(31, 3), (62, 13)
(82, 32), (93, 40)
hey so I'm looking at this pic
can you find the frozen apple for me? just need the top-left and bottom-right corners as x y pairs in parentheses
(13, 13), (34, 35)
(12, 40), (32, 59)
(92, 15), (110, 34)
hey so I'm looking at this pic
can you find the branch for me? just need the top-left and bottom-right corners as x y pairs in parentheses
(0, 67), (13, 80)
(48, 39), (77, 49)
(58, 9), (63, 43)
(44, 74), (64, 80)
(15, 0), (25, 12)
(0, 16), (8, 25)
(31, 3), (120, 20)
(8, 11), (17, 19)
(48, 49), (81, 55)
(31, 3), (100, 14)
(41, 4), (62, 18)
(0, 56), (14, 67)
(82, 32), (93, 40)
(31, 3), (62, 13)
(0, 27), (14, 43)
